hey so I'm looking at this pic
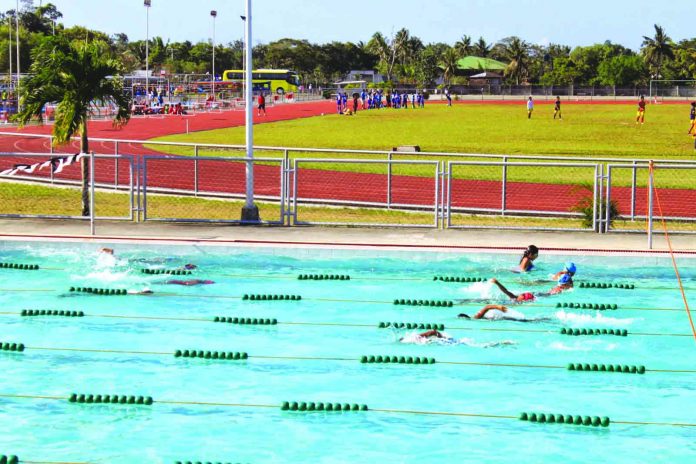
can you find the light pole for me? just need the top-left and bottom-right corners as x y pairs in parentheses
(241, 0), (259, 222)
(15, 0), (20, 95)
(144, 0), (151, 103)
(241, 16), (246, 103)
(211, 10), (217, 102)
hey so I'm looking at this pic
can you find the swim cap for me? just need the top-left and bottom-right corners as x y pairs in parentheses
(565, 262), (577, 274)
(520, 292), (535, 301)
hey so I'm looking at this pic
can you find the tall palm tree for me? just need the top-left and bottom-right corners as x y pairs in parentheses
(473, 37), (491, 57)
(455, 35), (473, 58)
(500, 36), (530, 85)
(16, 35), (130, 216)
(441, 47), (460, 86)
(641, 24), (675, 79)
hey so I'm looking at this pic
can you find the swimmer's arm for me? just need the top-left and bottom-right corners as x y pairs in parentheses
(490, 279), (517, 300)
(475, 305), (508, 319)
(518, 257), (531, 272)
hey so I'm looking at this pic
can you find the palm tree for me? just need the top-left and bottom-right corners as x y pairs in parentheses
(441, 47), (460, 86)
(16, 35), (130, 216)
(500, 37), (530, 85)
(473, 37), (491, 57)
(455, 35), (473, 58)
(641, 24), (675, 78)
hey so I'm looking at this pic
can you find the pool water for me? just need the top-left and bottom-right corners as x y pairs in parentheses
(0, 241), (694, 463)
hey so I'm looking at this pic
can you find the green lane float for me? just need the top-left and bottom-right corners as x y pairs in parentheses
(378, 322), (445, 330)
(281, 401), (368, 412)
(568, 363), (646, 374)
(519, 412), (610, 427)
(579, 282), (635, 290)
(560, 328), (628, 337)
(0, 455), (19, 464)
(69, 393), (153, 405)
(434, 275), (485, 283)
(21, 309), (84, 317)
(214, 316), (278, 326)
(556, 302), (618, 310)
(174, 350), (248, 360)
(0, 262), (39, 270)
(0, 342), (25, 352)
(69, 287), (127, 296)
(360, 355), (436, 365)
(298, 274), (351, 281)
(393, 299), (454, 308)
(242, 294), (301, 301)
(141, 269), (192, 276)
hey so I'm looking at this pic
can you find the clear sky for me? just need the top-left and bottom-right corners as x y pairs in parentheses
(37, 0), (693, 50)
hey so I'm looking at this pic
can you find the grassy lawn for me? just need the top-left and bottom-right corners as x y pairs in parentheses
(2, 181), (695, 230)
(149, 103), (696, 188)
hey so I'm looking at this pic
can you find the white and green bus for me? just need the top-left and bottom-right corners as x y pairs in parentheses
(222, 69), (300, 95)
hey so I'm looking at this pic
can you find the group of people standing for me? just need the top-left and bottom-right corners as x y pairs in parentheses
(336, 89), (427, 115)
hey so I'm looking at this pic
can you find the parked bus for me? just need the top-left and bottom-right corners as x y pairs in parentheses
(222, 69), (299, 95)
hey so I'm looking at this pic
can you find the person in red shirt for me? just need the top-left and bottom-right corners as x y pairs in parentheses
(257, 93), (266, 116)
(636, 95), (646, 124)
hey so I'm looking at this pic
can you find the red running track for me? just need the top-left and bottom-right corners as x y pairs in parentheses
(0, 100), (694, 218)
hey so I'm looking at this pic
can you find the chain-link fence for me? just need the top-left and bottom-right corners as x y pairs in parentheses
(142, 155), (285, 224)
(290, 158), (439, 227)
(606, 163), (696, 234)
(0, 153), (134, 220)
(447, 161), (600, 230)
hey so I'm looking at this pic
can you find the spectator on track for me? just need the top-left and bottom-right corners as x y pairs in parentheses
(257, 93), (266, 116)
(527, 96), (534, 119)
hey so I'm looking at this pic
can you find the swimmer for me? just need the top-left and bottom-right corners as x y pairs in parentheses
(165, 279), (214, 286)
(183, 263), (197, 270)
(458, 304), (551, 323)
(127, 288), (154, 295)
(399, 329), (516, 347)
(518, 245), (539, 272)
(490, 278), (537, 303)
(99, 248), (114, 255)
(549, 262), (576, 294)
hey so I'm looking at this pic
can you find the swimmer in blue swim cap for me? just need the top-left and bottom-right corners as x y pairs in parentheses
(550, 262), (576, 294)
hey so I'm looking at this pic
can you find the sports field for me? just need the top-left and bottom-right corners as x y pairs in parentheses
(155, 102), (696, 159)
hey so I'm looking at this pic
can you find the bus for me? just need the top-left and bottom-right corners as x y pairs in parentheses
(221, 69), (299, 95)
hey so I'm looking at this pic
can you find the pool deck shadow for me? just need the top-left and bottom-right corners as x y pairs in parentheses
(1, 219), (695, 254)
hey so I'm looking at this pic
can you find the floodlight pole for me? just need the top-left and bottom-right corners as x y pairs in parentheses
(211, 10), (217, 101)
(144, 0), (151, 103)
(15, 0), (20, 107)
(241, 0), (259, 222)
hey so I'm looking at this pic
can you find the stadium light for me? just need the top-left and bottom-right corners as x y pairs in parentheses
(144, 0), (151, 103)
(15, 0), (20, 108)
(241, 0), (259, 222)
(211, 10), (217, 101)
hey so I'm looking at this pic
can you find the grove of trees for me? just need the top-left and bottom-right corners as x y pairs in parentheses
(2, 1), (696, 89)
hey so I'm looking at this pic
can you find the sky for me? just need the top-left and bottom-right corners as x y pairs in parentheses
(24, 0), (695, 50)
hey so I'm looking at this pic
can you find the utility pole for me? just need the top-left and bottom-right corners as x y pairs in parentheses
(241, 0), (259, 222)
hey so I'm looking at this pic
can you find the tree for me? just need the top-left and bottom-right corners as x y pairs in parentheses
(15, 35), (130, 216)
(500, 36), (530, 85)
(440, 47), (459, 86)
(367, 31), (410, 82)
(473, 37), (491, 57)
(455, 35), (472, 58)
(641, 24), (675, 79)
(597, 55), (647, 87)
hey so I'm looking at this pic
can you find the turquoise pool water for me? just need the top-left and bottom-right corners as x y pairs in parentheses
(0, 241), (694, 463)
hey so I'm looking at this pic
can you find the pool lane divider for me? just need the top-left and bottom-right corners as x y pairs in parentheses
(0, 456), (18, 464)
(2, 310), (691, 337)
(0, 262), (39, 270)
(140, 269), (193, 276)
(2, 392), (695, 428)
(69, 287), (127, 296)
(298, 274), (350, 281)
(434, 276), (486, 283)
(568, 363), (645, 374)
(69, 393), (153, 405)
(394, 299), (454, 308)
(561, 328), (628, 337)
(519, 412), (610, 427)
(579, 282), (635, 290)
(556, 302), (618, 310)
(282, 401), (367, 411)
(21, 309), (84, 318)
(242, 294), (301, 301)
(10, 341), (696, 373)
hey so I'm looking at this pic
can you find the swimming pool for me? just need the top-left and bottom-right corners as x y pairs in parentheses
(0, 240), (694, 463)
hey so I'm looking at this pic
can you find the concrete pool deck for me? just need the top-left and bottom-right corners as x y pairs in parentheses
(1, 219), (696, 254)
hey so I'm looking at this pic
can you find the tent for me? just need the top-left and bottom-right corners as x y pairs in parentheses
(456, 56), (507, 72)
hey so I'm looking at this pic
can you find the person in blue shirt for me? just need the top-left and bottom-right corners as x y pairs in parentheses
(341, 92), (348, 111)
(336, 93), (342, 114)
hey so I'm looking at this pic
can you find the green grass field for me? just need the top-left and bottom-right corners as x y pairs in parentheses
(149, 103), (696, 189)
(155, 103), (696, 157)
